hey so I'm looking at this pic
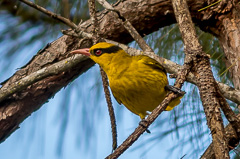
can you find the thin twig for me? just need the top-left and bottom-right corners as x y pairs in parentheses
(18, 0), (77, 29)
(88, 0), (118, 150)
(100, 68), (118, 150)
(96, 0), (152, 52)
(19, 0), (92, 39)
(88, 0), (100, 43)
(105, 92), (183, 159)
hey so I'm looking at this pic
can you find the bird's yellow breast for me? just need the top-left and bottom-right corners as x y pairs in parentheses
(106, 55), (168, 119)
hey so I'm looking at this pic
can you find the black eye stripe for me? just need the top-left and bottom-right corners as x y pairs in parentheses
(93, 45), (122, 56)
(102, 45), (122, 53)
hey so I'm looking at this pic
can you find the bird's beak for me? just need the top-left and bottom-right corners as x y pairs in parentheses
(71, 48), (91, 57)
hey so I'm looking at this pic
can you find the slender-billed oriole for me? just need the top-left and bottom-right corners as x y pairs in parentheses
(71, 42), (183, 119)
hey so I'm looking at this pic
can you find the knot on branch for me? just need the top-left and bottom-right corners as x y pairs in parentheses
(195, 53), (211, 62)
(184, 47), (203, 56)
(169, 74), (177, 79)
(228, 137), (239, 150)
(185, 47), (211, 63)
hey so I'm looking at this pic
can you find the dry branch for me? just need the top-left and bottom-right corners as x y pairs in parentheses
(171, 0), (235, 158)
(105, 93), (182, 159)
(0, 55), (88, 103)
(18, 0), (77, 29)
(201, 114), (240, 159)
(97, 0), (152, 52)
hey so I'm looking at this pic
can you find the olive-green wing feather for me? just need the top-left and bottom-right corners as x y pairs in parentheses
(137, 55), (167, 74)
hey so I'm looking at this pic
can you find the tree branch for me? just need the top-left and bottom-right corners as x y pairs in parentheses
(201, 115), (240, 159)
(171, 0), (230, 158)
(18, 0), (77, 29)
(3, 0), (240, 110)
(0, 54), (88, 103)
(96, 0), (152, 52)
(105, 92), (182, 159)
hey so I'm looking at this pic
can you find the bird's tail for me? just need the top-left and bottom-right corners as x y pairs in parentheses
(165, 96), (183, 111)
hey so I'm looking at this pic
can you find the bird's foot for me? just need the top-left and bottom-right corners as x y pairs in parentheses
(139, 119), (151, 134)
(165, 85), (185, 96)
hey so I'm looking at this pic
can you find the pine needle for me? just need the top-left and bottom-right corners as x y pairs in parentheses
(198, 0), (222, 12)
(219, 58), (240, 77)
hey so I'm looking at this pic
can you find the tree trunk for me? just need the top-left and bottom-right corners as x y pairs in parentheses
(218, 4), (240, 89)
(201, 2), (240, 158)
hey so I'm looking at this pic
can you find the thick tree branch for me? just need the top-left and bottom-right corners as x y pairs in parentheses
(2, 0), (240, 108)
(0, 54), (88, 103)
(171, 0), (231, 158)
(201, 115), (240, 159)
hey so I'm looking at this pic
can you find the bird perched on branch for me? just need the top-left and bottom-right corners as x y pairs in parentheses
(71, 42), (183, 119)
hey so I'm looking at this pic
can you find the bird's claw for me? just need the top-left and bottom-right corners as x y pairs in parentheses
(139, 119), (151, 133)
(165, 85), (185, 96)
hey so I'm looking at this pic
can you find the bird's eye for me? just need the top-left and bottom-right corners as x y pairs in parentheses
(95, 50), (102, 56)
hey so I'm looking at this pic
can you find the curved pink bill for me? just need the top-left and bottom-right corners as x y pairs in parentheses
(71, 48), (90, 57)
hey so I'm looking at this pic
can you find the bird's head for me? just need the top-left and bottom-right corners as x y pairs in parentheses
(71, 42), (124, 69)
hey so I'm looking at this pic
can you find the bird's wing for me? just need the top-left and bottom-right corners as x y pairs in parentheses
(138, 55), (167, 74)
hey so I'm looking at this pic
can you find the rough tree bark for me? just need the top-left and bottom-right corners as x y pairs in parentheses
(0, 0), (240, 156)
(201, 115), (240, 159)
(201, 1), (240, 158)
(172, 0), (230, 158)
(217, 4), (240, 90)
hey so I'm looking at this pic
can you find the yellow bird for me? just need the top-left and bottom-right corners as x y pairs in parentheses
(71, 42), (182, 119)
